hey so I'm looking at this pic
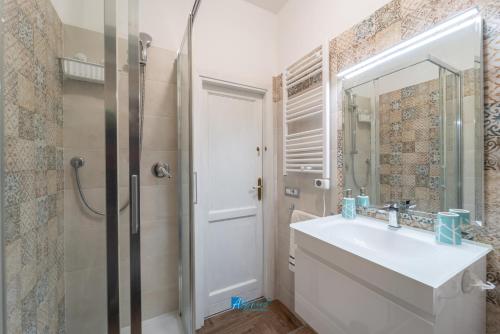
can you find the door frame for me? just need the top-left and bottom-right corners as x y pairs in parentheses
(192, 74), (276, 329)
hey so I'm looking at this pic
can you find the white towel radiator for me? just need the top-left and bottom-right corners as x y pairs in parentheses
(283, 44), (330, 178)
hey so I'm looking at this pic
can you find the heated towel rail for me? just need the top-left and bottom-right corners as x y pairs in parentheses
(283, 44), (330, 178)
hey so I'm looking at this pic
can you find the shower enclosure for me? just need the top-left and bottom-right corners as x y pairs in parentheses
(0, 0), (198, 333)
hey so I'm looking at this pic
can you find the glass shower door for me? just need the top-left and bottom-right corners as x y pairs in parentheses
(177, 18), (194, 334)
(125, 0), (142, 332)
(125, 1), (195, 333)
(1, 0), (196, 331)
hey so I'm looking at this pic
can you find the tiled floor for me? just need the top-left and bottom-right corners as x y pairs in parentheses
(197, 300), (316, 334)
(121, 313), (184, 334)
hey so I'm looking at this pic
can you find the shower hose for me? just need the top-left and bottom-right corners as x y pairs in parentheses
(351, 153), (371, 190)
(72, 64), (147, 216)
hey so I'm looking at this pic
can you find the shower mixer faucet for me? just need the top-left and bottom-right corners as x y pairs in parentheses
(152, 162), (172, 179)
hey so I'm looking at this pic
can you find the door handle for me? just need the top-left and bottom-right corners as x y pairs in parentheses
(131, 174), (139, 234)
(252, 177), (263, 201)
(193, 172), (198, 205)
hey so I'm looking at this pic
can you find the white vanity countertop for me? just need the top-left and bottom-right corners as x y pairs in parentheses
(291, 214), (492, 288)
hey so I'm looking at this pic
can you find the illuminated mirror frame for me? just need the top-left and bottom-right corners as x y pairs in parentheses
(337, 7), (484, 225)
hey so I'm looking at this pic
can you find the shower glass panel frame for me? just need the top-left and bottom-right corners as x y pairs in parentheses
(106, 0), (144, 331)
(0, 0), (4, 330)
(125, 0), (198, 332)
(177, 12), (195, 334)
(104, 0), (121, 332)
(127, 0), (143, 332)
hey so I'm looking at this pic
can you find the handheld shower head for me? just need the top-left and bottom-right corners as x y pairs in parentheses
(140, 32), (152, 47)
(139, 32), (153, 64)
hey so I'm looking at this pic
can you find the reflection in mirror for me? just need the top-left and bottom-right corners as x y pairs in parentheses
(341, 9), (483, 223)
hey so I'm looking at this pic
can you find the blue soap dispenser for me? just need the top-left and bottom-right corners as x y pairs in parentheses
(357, 187), (370, 208)
(342, 189), (356, 219)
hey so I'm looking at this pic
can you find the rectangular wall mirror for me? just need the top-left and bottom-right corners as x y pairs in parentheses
(340, 9), (484, 224)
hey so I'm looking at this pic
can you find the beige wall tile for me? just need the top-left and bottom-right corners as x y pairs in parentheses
(64, 149), (106, 189)
(63, 25), (104, 64)
(142, 254), (179, 292)
(64, 188), (107, 272)
(145, 47), (177, 84)
(141, 218), (179, 259)
(63, 24), (180, 325)
(145, 80), (177, 118)
(64, 267), (107, 334)
(140, 185), (178, 220)
(142, 115), (178, 151)
(63, 107), (105, 151)
(142, 286), (180, 318)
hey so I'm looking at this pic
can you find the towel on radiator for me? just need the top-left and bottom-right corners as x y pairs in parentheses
(289, 210), (319, 272)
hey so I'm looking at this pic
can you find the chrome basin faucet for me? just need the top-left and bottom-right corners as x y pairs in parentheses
(383, 200), (415, 229)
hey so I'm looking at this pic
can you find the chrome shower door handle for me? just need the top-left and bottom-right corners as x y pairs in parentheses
(131, 175), (139, 234)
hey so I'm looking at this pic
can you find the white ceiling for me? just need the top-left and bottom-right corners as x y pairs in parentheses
(242, 0), (288, 13)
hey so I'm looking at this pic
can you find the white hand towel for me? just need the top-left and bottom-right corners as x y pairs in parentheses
(289, 210), (318, 272)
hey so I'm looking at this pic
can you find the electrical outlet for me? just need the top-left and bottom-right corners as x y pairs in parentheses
(314, 179), (330, 189)
(285, 187), (300, 198)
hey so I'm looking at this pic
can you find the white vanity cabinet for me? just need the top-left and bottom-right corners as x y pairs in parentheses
(291, 215), (492, 334)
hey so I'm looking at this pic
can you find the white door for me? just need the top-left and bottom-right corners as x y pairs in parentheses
(198, 79), (264, 317)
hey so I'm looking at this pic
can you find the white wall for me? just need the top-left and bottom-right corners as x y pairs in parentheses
(137, 0), (194, 52)
(277, 0), (392, 70)
(50, 0), (103, 32)
(193, 0), (279, 87)
(50, 0), (279, 67)
(50, 0), (193, 52)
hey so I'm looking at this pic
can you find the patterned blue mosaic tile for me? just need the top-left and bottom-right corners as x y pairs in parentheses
(390, 99), (401, 111)
(391, 142), (403, 153)
(34, 61), (46, 93)
(485, 103), (500, 137)
(354, 17), (376, 42)
(46, 146), (56, 170)
(21, 228), (38, 266)
(402, 141), (415, 153)
(4, 0), (64, 332)
(416, 164), (430, 176)
(5, 172), (22, 206)
(429, 176), (440, 189)
(4, 205), (21, 245)
(36, 196), (49, 226)
(401, 85), (417, 98)
(17, 10), (34, 54)
(21, 289), (37, 334)
(18, 108), (35, 141)
(389, 174), (402, 186)
(402, 107), (417, 120)
(416, 175), (429, 187)
(48, 194), (57, 219)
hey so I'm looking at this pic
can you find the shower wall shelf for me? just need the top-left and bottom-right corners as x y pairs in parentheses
(60, 57), (104, 84)
(283, 44), (330, 178)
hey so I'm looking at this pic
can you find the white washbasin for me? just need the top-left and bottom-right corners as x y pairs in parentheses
(291, 214), (492, 288)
